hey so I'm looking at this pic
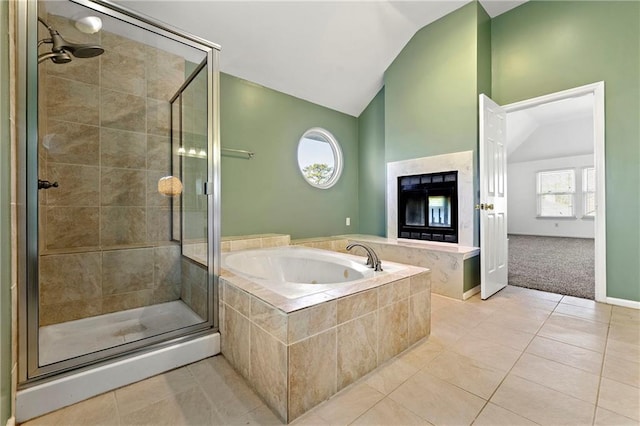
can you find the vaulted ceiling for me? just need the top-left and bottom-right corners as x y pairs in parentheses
(117, 0), (528, 117)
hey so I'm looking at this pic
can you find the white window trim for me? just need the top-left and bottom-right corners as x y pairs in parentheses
(536, 168), (577, 219)
(582, 166), (596, 219)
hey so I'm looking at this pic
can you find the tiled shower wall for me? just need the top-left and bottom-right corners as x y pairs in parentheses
(38, 14), (187, 325)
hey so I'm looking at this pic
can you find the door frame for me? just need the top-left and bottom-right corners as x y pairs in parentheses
(501, 82), (606, 302)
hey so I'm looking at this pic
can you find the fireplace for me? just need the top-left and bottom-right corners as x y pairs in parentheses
(398, 171), (458, 243)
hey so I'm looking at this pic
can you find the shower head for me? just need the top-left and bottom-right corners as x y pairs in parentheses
(48, 29), (105, 58)
(37, 16), (104, 64)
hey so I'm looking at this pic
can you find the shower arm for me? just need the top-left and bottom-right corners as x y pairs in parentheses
(37, 17), (53, 47)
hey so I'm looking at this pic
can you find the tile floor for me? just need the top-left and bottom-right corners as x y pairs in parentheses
(23, 286), (640, 425)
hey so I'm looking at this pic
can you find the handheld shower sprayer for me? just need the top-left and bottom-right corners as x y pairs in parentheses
(38, 16), (104, 64)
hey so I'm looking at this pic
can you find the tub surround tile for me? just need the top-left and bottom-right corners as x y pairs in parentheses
(409, 272), (430, 295)
(337, 289), (377, 324)
(251, 297), (288, 343)
(409, 290), (431, 345)
(220, 254), (431, 422)
(337, 312), (378, 390)
(378, 300), (409, 364)
(220, 253), (430, 423)
(287, 301), (337, 343)
(250, 324), (288, 420)
(224, 284), (251, 317)
(229, 237), (263, 252)
(378, 278), (410, 307)
(288, 329), (337, 421)
(222, 305), (251, 380)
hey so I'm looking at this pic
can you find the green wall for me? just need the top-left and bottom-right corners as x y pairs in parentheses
(1, 0), (12, 422)
(384, 2), (482, 164)
(220, 73), (359, 239)
(492, 0), (640, 301)
(357, 88), (386, 236)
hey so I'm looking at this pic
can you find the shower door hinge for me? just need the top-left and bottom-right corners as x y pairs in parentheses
(203, 181), (214, 195)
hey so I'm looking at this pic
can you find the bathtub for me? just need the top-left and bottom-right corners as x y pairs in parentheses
(219, 245), (431, 421)
(221, 246), (402, 299)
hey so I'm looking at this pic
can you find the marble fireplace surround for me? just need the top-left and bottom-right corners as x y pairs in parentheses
(387, 151), (475, 247)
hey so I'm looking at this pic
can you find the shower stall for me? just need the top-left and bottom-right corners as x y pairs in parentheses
(16, 0), (220, 419)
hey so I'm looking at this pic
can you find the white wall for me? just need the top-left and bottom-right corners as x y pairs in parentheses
(508, 154), (595, 238)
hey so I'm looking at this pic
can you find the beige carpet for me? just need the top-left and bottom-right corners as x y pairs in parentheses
(508, 234), (595, 300)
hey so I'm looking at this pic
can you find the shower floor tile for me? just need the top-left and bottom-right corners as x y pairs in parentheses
(39, 300), (203, 365)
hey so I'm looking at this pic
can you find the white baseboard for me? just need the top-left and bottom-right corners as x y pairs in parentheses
(5, 417), (15, 426)
(16, 333), (220, 423)
(606, 297), (640, 310)
(463, 285), (481, 300)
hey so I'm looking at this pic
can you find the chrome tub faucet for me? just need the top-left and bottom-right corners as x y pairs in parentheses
(346, 243), (383, 272)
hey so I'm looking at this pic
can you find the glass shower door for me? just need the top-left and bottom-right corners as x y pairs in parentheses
(23, 0), (220, 381)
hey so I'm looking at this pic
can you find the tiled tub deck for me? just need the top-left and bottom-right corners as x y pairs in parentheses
(219, 257), (431, 423)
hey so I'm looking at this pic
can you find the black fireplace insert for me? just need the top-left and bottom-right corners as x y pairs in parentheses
(397, 171), (458, 243)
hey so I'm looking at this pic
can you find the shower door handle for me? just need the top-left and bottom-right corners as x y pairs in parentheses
(38, 179), (59, 190)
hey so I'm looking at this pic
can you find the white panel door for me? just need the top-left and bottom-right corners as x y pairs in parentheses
(479, 94), (508, 299)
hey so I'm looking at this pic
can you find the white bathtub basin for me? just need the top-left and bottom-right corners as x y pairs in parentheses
(221, 246), (402, 299)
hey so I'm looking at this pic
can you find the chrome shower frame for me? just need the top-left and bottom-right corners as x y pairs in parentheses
(16, 0), (221, 385)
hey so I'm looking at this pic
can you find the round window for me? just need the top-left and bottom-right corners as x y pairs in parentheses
(296, 128), (343, 189)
